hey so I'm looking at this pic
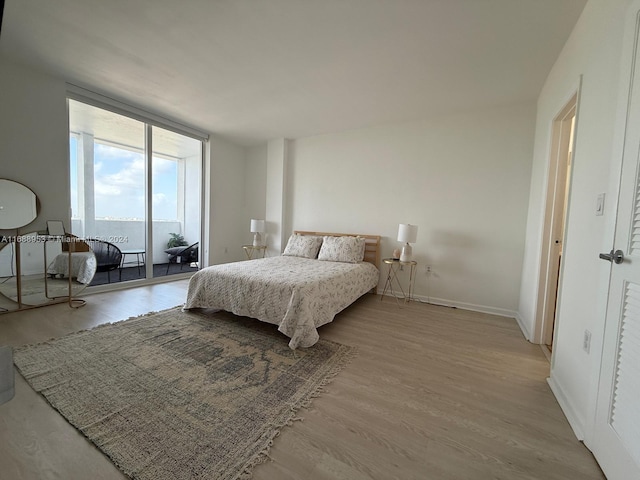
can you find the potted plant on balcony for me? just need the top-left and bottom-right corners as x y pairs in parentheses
(165, 233), (189, 266)
(167, 233), (188, 248)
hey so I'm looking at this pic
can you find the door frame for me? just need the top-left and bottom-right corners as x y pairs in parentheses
(533, 88), (580, 345)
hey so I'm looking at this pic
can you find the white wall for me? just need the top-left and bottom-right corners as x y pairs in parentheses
(518, 0), (631, 440)
(208, 135), (247, 265)
(265, 139), (288, 256)
(244, 144), (268, 246)
(286, 103), (535, 316)
(0, 55), (69, 235)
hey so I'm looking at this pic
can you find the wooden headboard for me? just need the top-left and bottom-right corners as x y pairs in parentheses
(294, 231), (381, 269)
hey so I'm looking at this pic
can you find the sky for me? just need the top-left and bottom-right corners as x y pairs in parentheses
(70, 138), (180, 221)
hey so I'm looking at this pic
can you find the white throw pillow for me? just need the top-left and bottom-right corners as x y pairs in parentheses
(282, 234), (323, 259)
(317, 236), (366, 263)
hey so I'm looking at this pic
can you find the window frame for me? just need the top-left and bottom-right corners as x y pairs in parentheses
(66, 86), (207, 288)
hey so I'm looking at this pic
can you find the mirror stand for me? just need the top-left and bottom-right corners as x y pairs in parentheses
(14, 230), (23, 309)
(43, 235), (88, 309)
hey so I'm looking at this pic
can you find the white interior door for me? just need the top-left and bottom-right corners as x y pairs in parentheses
(591, 4), (640, 478)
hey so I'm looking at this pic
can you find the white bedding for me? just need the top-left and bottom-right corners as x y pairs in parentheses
(47, 252), (97, 284)
(183, 255), (379, 349)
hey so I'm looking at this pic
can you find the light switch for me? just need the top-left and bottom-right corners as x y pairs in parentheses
(596, 193), (605, 216)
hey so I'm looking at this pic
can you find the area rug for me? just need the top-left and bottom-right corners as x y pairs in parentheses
(13, 307), (356, 480)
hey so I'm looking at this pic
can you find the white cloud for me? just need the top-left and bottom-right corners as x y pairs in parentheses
(153, 192), (167, 203)
(90, 144), (178, 219)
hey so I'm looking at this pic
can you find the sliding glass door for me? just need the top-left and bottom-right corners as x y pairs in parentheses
(151, 126), (201, 277)
(68, 99), (202, 286)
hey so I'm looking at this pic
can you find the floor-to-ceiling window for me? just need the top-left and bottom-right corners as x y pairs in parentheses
(68, 97), (203, 286)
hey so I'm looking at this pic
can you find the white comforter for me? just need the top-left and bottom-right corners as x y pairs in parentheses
(183, 255), (379, 349)
(47, 252), (97, 284)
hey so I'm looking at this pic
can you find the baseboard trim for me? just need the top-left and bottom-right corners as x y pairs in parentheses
(514, 312), (532, 341)
(376, 291), (518, 319)
(415, 294), (518, 318)
(547, 374), (585, 441)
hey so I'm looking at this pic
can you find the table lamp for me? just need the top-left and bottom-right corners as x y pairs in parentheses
(251, 219), (265, 247)
(397, 224), (418, 262)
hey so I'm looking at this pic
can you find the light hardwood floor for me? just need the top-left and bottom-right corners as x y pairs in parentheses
(0, 281), (605, 480)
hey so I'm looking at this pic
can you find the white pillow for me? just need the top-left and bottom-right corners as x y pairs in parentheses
(317, 236), (366, 263)
(282, 234), (323, 259)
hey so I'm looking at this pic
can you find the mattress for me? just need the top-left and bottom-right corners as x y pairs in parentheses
(183, 255), (379, 349)
(47, 252), (97, 284)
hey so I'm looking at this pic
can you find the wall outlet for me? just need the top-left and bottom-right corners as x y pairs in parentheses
(583, 330), (591, 353)
(425, 265), (432, 273)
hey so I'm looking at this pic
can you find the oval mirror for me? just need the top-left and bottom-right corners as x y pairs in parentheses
(0, 179), (38, 229)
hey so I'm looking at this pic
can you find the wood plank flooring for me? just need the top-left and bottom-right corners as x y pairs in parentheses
(0, 281), (605, 479)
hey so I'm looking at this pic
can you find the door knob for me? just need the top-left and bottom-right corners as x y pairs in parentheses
(599, 249), (624, 264)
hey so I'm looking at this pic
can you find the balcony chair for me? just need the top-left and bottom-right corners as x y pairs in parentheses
(165, 242), (199, 275)
(85, 238), (123, 283)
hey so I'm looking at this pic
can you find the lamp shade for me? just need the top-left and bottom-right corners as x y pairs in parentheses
(397, 224), (418, 244)
(250, 219), (265, 233)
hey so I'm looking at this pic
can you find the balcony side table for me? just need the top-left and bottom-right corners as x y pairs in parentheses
(381, 258), (417, 305)
(120, 249), (146, 275)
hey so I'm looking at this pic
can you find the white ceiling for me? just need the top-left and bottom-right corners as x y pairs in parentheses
(0, 0), (587, 146)
(68, 99), (202, 158)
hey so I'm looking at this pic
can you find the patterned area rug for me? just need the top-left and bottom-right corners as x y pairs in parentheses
(14, 307), (356, 479)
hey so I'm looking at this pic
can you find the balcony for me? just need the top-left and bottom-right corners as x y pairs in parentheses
(72, 218), (199, 285)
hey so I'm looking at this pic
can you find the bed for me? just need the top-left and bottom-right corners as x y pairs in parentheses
(47, 252), (97, 284)
(183, 231), (381, 349)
